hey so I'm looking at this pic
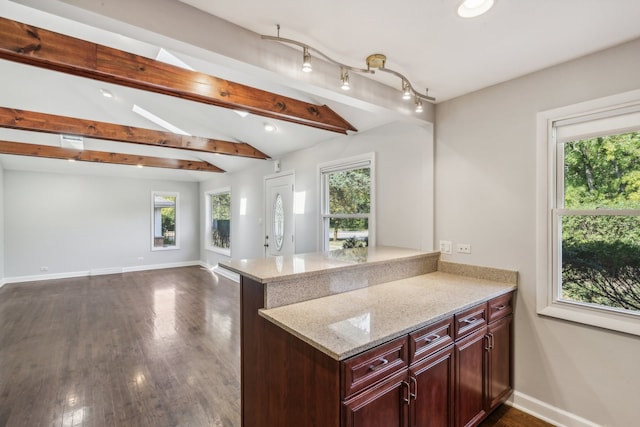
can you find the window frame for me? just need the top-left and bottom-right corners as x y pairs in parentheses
(151, 191), (180, 251)
(319, 153), (376, 252)
(204, 187), (231, 256)
(536, 89), (640, 336)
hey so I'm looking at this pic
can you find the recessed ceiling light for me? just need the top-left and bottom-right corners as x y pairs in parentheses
(457, 0), (495, 18)
(234, 110), (250, 118)
(99, 88), (113, 98)
(264, 123), (277, 132)
(137, 164), (144, 168)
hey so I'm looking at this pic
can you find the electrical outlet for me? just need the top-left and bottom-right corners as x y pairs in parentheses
(439, 240), (452, 255)
(456, 243), (471, 254)
(40, 266), (49, 272)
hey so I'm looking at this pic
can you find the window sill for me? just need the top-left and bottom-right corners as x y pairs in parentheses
(152, 246), (180, 252)
(537, 300), (640, 336)
(206, 246), (231, 257)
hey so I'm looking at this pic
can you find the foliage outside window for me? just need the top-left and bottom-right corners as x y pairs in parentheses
(539, 96), (640, 335)
(206, 188), (231, 255)
(321, 155), (374, 251)
(152, 192), (179, 250)
(560, 132), (640, 313)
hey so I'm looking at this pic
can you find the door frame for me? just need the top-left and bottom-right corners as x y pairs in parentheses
(264, 170), (296, 257)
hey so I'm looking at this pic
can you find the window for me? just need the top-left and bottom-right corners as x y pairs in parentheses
(152, 191), (179, 250)
(205, 188), (231, 255)
(537, 90), (640, 335)
(320, 154), (375, 251)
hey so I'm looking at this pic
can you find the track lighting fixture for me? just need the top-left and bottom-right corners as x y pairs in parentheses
(414, 97), (423, 113)
(302, 47), (312, 73)
(401, 80), (412, 100)
(261, 25), (435, 111)
(340, 68), (350, 91)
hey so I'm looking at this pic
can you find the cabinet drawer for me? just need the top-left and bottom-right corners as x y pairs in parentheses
(409, 316), (454, 364)
(341, 335), (408, 399)
(454, 303), (488, 339)
(488, 292), (514, 323)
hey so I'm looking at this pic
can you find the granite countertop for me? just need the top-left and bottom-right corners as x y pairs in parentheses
(219, 246), (434, 283)
(259, 271), (516, 361)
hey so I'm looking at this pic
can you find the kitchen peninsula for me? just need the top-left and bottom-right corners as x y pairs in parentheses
(220, 246), (517, 427)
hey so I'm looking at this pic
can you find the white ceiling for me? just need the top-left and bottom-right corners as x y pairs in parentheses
(180, 0), (640, 101)
(1, 0), (640, 181)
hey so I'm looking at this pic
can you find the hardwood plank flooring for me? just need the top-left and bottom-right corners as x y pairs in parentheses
(0, 266), (553, 427)
(480, 404), (556, 427)
(0, 267), (240, 427)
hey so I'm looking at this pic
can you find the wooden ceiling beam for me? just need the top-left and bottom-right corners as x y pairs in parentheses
(0, 107), (270, 160)
(0, 140), (224, 172)
(0, 17), (357, 134)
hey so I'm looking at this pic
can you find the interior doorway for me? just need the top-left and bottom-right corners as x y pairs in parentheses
(264, 172), (295, 257)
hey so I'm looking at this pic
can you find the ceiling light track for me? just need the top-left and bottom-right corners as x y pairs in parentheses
(261, 25), (435, 106)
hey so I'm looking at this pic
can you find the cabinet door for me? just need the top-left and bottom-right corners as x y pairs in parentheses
(454, 327), (487, 427)
(487, 314), (513, 410)
(410, 345), (454, 427)
(343, 369), (409, 427)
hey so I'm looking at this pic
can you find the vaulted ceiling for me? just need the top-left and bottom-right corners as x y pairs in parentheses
(1, 0), (640, 181)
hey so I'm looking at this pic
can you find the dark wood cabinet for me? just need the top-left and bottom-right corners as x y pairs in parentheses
(240, 272), (514, 427)
(454, 327), (488, 427)
(486, 314), (513, 410)
(410, 344), (455, 427)
(343, 369), (410, 427)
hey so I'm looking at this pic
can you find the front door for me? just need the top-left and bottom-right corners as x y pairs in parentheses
(264, 173), (295, 256)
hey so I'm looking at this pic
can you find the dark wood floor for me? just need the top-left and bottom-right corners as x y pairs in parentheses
(0, 266), (552, 427)
(0, 267), (241, 427)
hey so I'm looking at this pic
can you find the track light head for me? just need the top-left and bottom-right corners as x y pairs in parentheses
(414, 97), (423, 113)
(302, 47), (312, 72)
(402, 80), (412, 100)
(340, 68), (350, 91)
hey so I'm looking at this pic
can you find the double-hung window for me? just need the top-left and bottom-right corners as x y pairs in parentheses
(320, 154), (375, 251)
(152, 191), (179, 250)
(205, 188), (231, 256)
(538, 92), (640, 335)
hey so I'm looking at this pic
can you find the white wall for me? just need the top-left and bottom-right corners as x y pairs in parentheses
(435, 38), (640, 427)
(4, 171), (200, 278)
(201, 120), (434, 266)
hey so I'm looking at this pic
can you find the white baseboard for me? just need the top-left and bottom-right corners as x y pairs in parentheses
(510, 390), (602, 427)
(122, 260), (200, 273)
(0, 278), (7, 289)
(4, 270), (91, 284)
(3, 261), (201, 284)
(90, 267), (124, 276)
(212, 264), (240, 283)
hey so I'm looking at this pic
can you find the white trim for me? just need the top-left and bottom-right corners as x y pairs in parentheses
(212, 264), (240, 283)
(510, 391), (603, 427)
(90, 267), (123, 276)
(536, 89), (640, 336)
(204, 186), (232, 256)
(3, 261), (201, 284)
(122, 261), (200, 273)
(0, 278), (9, 289)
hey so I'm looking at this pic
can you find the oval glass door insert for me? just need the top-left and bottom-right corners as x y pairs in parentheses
(273, 193), (284, 251)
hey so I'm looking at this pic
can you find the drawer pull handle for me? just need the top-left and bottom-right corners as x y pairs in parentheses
(368, 357), (388, 371)
(423, 334), (440, 343)
(495, 304), (508, 311)
(461, 317), (477, 325)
